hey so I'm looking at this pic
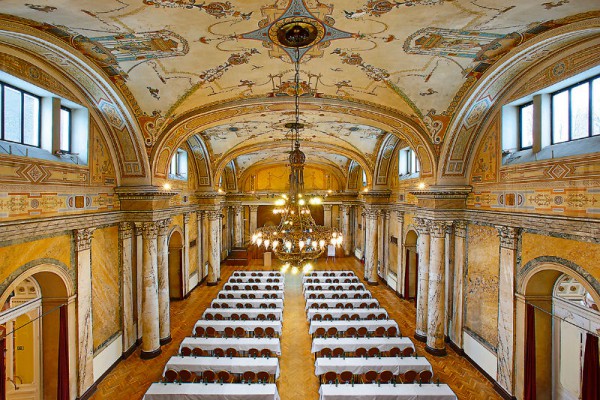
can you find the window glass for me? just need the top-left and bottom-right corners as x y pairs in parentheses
(570, 82), (589, 140)
(520, 103), (533, 148)
(178, 151), (187, 177)
(23, 94), (40, 146)
(4, 86), (22, 142)
(60, 108), (71, 152)
(552, 90), (569, 143)
(593, 78), (600, 136)
(362, 170), (367, 186)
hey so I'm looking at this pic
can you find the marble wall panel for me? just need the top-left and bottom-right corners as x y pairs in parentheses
(188, 212), (198, 274)
(466, 224), (499, 349)
(91, 225), (121, 351)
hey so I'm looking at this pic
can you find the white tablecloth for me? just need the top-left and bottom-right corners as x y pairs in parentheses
(180, 337), (281, 355)
(224, 283), (284, 291)
(319, 383), (456, 400)
(232, 271), (282, 277)
(311, 337), (413, 353)
(309, 320), (398, 335)
(307, 308), (388, 321)
(314, 356), (432, 375)
(203, 308), (283, 321)
(229, 277), (284, 284)
(303, 283), (365, 292)
(193, 320), (282, 335)
(306, 271), (355, 277)
(305, 299), (379, 310)
(164, 356), (280, 378)
(304, 291), (369, 300)
(144, 382), (280, 400)
(212, 299), (284, 309)
(218, 290), (284, 299)
(303, 277), (359, 284)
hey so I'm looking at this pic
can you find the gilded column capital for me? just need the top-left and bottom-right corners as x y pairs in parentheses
(396, 210), (404, 223)
(496, 225), (521, 250)
(249, 205), (259, 213)
(156, 219), (171, 236)
(429, 221), (451, 238)
(233, 205), (243, 215)
(383, 210), (390, 221)
(74, 228), (94, 252)
(364, 207), (379, 220)
(454, 220), (467, 238)
(414, 217), (431, 235)
(119, 222), (134, 240)
(183, 213), (190, 224)
(207, 209), (221, 221)
(323, 204), (333, 211)
(339, 204), (349, 214)
(140, 222), (158, 240)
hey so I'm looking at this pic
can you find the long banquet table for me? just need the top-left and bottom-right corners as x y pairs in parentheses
(308, 320), (398, 335)
(307, 308), (388, 321)
(212, 299), (284, 309)
(180, 337), (281, 355)
(224, 283), (284, 291)
(302, 277), (359, 284)
(314, 356), (432, 376)
(304, 291), (369, 300)
(164, 355), (280, 378)
(194, 320), (282, 335)
(229, 277), (284, 284)
(218, 290), (284, 299)
(305, 299), (379, 310)
(232, 271), (282, 277)
(203, 308), (283, 321)
(303, 283), (365, 292)
(311, 337), (413, 353)
(306, 271), (355, 277)
(318, 383), (456, 400)
(144, 382), (280, 400)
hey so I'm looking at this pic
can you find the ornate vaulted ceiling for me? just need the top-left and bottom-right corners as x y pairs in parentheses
(1, 0), (598, 186)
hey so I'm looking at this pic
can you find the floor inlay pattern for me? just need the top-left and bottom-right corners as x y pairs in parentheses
(91, 257), (501, 399)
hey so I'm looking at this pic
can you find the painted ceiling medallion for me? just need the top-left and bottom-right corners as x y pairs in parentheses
(240, 0), (353, 61)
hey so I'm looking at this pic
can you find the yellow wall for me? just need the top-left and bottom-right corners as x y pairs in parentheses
(14, 314), (34, 384)
(91, 225), (121, 351)
(466, 224), (499, 348)
(189, 212), (198, 274)
(241, 165), (341, 192)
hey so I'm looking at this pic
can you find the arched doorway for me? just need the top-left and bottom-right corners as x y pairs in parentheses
(168, 230), (184, 300)
(516, 261), (600, 400)
(0, 264), (76, 400)
(403, 230), (418, 300)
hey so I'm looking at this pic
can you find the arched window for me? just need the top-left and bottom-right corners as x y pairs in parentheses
(398, 147), (420, 177)
(169, 148), (188, 180)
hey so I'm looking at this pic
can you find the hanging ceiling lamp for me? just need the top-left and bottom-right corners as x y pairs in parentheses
(251, 21), (343, 274)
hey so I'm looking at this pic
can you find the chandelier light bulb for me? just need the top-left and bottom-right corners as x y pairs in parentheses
(251, 234), (258, 243)
(272, 240), (279, 249)
(298, 199), (306, 206)
(291, 266), (299, 275)
(319, 239), (325, 248)
(285, 241), (292, 250)
(303, 263), (313, 273)
(299, 240), (305, 250)
(264, 239), (270, 249)
(256, 238), (263, 246)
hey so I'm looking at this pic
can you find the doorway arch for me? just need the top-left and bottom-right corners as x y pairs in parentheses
(0, 262), (76, 400)
(515, 258), (600, 399)
(403, 230), (418, 300)
(168, 230), (184, 300)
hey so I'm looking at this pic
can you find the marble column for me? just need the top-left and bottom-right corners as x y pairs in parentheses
(233, 205), (243, 247)
(444, 224), (454, 341)
(140, 222), (161, 359)
(426, 220), (449, 356)
(450, 221), (467, 348)
(382, 211), (390, 278)
(134, 224), (143, 341)
(340, 205), (351, 256)
(183, 213), (191, 294)
(364, 208), (379, 285)
(396, 211), (404, 295)
(207, 210), (220, 286)
(74, 228), (94, 395)
(202, 211), (210, 279)
(156, 219), (171, 345)
(119, 222), (136, 354)
(496, 226), (520, 394)
(196, 213), (203, 281)
(249, 205), (258, 236)
(414, 217), (430, 342)
(323, 204), (332, 228)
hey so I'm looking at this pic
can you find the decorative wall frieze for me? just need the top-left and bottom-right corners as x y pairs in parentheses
(74, 228), (94, 252)
(119, 222), (134, 240)
(496, 225), (521, 250)
(413, 217), (431, 235)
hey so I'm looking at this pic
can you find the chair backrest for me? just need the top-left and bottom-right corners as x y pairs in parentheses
(179, 369), (194, 383)
(214, 313), (224, 320)
(368, 347), (380, 357)
(402, 370), (417, 384)
(363, 370), (378, 383)
(340, 314), (349, 320)
(355, 347), (367, 357)
(195, 326), (205, 337)
(235, 327), (246, 338)
(206, 326), (217, 337)
(225, 347), (237, 357)
(345, 327), (357, 337)
(205, 313), (214, 320)
(245, 285), (252, 290)
(248, 348), (259, 357)
(265, 327), (276, 337)
(245, 303), (253, 309)
(164, 369), (178, 383)
(257, 371), (270, 383)
(243, 370), (256, 383)
(311, 303), (319, 309)
(323, 371), (337, 384)
(387, 326), (397, 337)
(212, 347), (225, 357)
(252, 285), (259, 290)
(227, 294), (234, 299)
(217, 370), (232, 383)
(241, 313), (249, 320)
(218, 293), (226, 299)
(309, 293), (316, 299)
(241, 293), (248, 299)
(236, 303), (244, 308)
(270, 293), (277, 299)
(192, 347), (204, 357)
(265, 285), (272, 290)
(260, 348), (271, 358)
(254, 326), (265, 338)
(362, 293), (370, 299)
(318, 294), (325, 299)
(336, 303), (344, 309)
(249, 293), (256, 299)
(402, 347), (414, 357)
(315, 327), (326, 338)
(339, 370), (353, 383)
(354, 293), (361, 299)
(420, 370), (433, 384)
(367, 314), (376, 320)
(257, 313), (266, 320)
(327, 327), (338, 338)
(267, 313), (276, 321)
(323, 314), (333, 321)
(357, 327), (368, 337)
(378, 313), (387, 320)
(320, 347), (332, 358)
(340, 293), (348, 299)
(203, 370), (217, 383)
(181, 346), (192, 356)
(224, 327), (234, 338)
(332, 347), (344, 357)
(379, 370), (394, 384)
(374, 327), (386, 337)
(350, 314), (360, 320)
(313, 313), (322, 321)
(231, 313), (240, 320)
(224, 285), (231, 290)
(344, 303), (353, 309)
(348, 285), (355, 290)
(320, 303), (328, 309)
(388, 347), (401, 357)
(221, 303), (229, 308)
(369, 302), (377, 309)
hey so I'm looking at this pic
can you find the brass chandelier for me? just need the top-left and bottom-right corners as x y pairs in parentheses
(251, 22), (343, 273)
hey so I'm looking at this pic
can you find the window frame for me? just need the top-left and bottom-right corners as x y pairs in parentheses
(518, 101), (534, 150)
(59, 106), (73, 153)
(0, 81), (42, 148)
(169, 148), (188, 180)
(550, 74), (599, 145)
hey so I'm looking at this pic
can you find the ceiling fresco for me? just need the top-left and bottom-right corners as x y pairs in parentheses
(0, 0), (598, 182)
(235, 150), (350, 177)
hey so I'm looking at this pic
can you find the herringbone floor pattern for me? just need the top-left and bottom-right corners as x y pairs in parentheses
(90, 257), (501, 399)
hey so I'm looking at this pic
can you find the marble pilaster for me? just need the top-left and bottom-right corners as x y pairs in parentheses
(196, 213), (203, 281)
(323, 204), (332, 228)
(182, 213), (191, 294)
(233, 206), (243, 247)
(451, 221), (467, 348)
(202, 211), (210, 279)
(156, 219), (171, 345)
(134, 224), (143, 341)
(74, 228), (94, 396)
(382, 211), (390, 278)
(249, 205), (258, 237)
(340, 205), (352, 256)
(444, 223), (454, 341)
(426, 221), (449, 356)
(364, 208), (379, 285)
(396, 211), (404, 295)
(496, 225), (521, 394)
(140, 222), (161, 359)
(414, 217), (430, 342)
(207, 210), (220, 286)
(119, 222), (136, 354)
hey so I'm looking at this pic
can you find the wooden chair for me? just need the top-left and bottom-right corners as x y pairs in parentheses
(344, 327), (357, 338)
(232, 285), (240, 290)
(267, 313), (276, 321)
(369, 302), (378, 309)
(180, 346), (192, 356)
(235, 326), (246, 338)
(326, 327), (337, 338)
(402, 347), (414, 357)
(272, 285), (279, 290)
(420, 370), (433, 384)
(212, 347), (225, 357)
(202, 370), (217, 383)
(270, 293), (277, 299)
(252, 285), (259, 290)
(260, 348), (272, 358)
(323, 371), (337, 384)
(179, 369), (194, 383)
(317, 294), (325, 299)
(248, 348), (259, 358)
(231, 313), (240, 320)
(354, 293), (362, 299)
(332, 347), (344, 358)
(339, 370), (353, 384)
(224, 327), (235, 338)
(367, 347), (380, 357)
(164, 369), (178, 383)
(309, 293), (316, 299)
(378, 313), (387, 320)
(242, 370), (257, 383)
(225, 347), (237, 357)
(340, 293), (348, 299)
(340, 314), (349, 320)
(362, 293), (370, 299)
(268, 303), (277, 309)
(359, 302), (368, 309)
(379, 370), (394, 384)
(320, 347), (332, 358)
(314, 327), (326, 338)
(240, 313), (249, 320)
(257, 371), (271, 383)
(265, 327), (276, 338)
(254, 326), (265, 338)
(245, 285), (252, 290)
(263, 293), (270, 299)
(323, 314), (333, 321)
(218, 293), (226, 299)
(313, 313), (322, 321)
(257, 313), (267, 321)
(374, 326), (386, 337)
(227, 294), (234, 299)
(387, 326), (398, 337)
(344, 303), (353, 309)
(325, 278), (332, 283)
(205, 313), (214, 320)
(310, 303), (319, 309)
(214, 313), (224, 321)
(402, 370), (417, 384)
(348, 285), (356, 290)
(248, 293), (256, 299)
(260, 303), (268, 309)
(217, 370), (234, 383)
(388, 347), (401, 357)
(236, 302), (244, 308)
(319, 303), (329, 309)
(194, 326), (205, 337)
(335, 303), (344, 309)
(192, 347), (204, 357)
(241, 293), (248, 299)
(220, 303), (229, 309)
(361, 370), (378, 384)
(205, 326), (217, 338)
(355, 347), (367, 357)
(366, 313), (376, 320)
(350, 314), (360, 320)
(357, 327), (368, 337)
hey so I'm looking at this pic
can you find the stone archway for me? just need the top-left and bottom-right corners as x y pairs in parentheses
(403, 230), (418, 300)
(168, 230), (184, 300)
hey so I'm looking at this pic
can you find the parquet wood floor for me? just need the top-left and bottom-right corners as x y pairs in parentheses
(90, 257), (501, 399)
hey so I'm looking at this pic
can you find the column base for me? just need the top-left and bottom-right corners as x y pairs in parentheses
(159, 335), (172, 345)
(207, 281), (218, 286)
(367, 280), (379, 286)
(414, 332), (427, 342)
(140, 347), (162, 360)
(425, 345), (447, 357)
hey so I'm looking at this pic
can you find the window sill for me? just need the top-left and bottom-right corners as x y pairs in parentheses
(168, 173), (188, 181)
(0, 140), (86, 166)
(398, 172), (420, 180)
(502, 135), (600, 166)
